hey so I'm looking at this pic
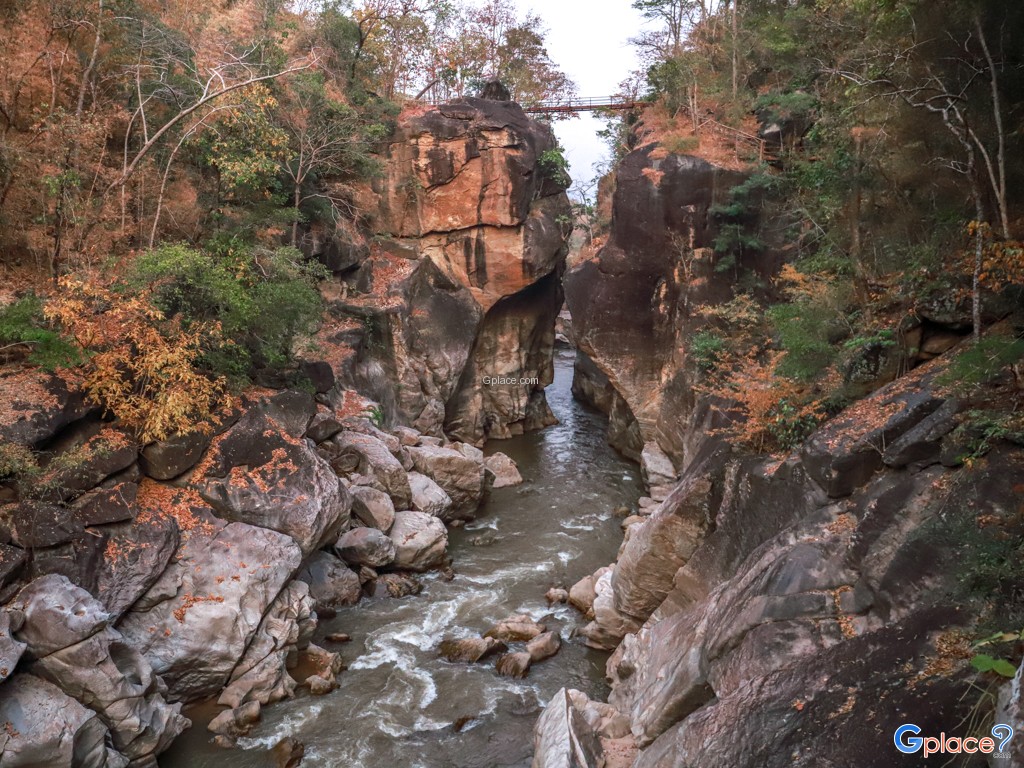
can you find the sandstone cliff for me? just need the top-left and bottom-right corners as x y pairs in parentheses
(535, 140), (1024, 768)
(321, 97), (571, 445)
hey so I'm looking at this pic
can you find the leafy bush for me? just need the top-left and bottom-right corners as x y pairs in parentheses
(927, 504), (1024, 631)
(130, 244), (327, 379)
(538, 146), (571, 189)
(767, 302), (840, 381)
(691, 330), (728, 371)
(0, 442), (39, 482)
(0, 294), (80, 370)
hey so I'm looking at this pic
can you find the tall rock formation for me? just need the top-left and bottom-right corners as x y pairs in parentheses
(564, 147), (764, 464)
(337, 96), (571, 444)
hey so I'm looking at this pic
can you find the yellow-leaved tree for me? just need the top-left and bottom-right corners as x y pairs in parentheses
(46, 278), (231, 443)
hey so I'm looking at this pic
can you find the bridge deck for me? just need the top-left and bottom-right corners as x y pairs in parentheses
(523, 97), (647, 114)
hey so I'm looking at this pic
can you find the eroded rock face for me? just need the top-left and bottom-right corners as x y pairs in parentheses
(0, 673), (118, 768)
(9, 575), (187, 763)
(343, 98), (570, 442)
(554, 371), (1023, 766)
(117, 511), (302, 702)
(564, 148), (757, 465)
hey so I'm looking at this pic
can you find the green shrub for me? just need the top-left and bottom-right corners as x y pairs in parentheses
(767, 302), (839, 381)
(538, 146), (571, 189)
(939, 336), (1024, 391)
(0, 294), (80, 370)
(691, 330), (728, 371)
(130, 244), (327, 380)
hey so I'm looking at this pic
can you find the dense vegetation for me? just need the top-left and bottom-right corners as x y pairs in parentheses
(600, 0), (1024, 452)
(0, 0), (574, 439)
(603, 0), (1024, 675)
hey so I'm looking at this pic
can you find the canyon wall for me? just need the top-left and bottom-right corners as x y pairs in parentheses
(536, 142), (1024, 768)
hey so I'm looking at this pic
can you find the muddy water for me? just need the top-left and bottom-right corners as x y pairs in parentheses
(160, 346), (642, 767)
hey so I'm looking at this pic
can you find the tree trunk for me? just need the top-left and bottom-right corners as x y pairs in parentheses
(731, 0), (739, 101)
(975, 14), (1009, 240)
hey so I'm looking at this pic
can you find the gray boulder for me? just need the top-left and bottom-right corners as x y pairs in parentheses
(296, 551), (361, 610)
(196, 412), (350, 555)
(531, 687), (604, 768)
(350, 485), (396, 532)
(388, 511), (448, 571)
(335, 527), (397, 568)
(484, 451), (523, 488)
(0, 674), (121, 767)
(217, 581), (316, 709)
(408, 471), (453, 518)
(407, 444), (486, 519)
(118, 513), (302, 701)
(333, 432), (412, 508)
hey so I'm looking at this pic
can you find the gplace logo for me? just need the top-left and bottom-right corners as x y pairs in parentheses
(894, 724), (1014, 758)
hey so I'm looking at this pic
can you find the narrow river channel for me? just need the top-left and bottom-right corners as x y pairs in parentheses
(160, 346), (643, 767)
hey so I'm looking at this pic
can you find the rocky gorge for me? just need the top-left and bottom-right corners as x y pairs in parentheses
(0, 87), (1022, 768)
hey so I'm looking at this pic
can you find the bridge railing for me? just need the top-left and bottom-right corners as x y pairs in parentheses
(522, 96), (647, 113)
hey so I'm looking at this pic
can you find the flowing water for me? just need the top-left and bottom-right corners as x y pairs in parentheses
(160, 346), (643, 767)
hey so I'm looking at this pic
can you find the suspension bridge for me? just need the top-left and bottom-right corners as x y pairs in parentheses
(521, 96), (648, 114)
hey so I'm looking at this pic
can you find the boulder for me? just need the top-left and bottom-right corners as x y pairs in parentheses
(333, 432), (412, 508)
(407, 444), (486, 518)
(118, 513), (302, 701)
(484, 614), (545, 642)
(496, 651), (532, 679)
(388, 511), (448, 571)
(71, 483), (137, 527)
(40, 428), (138, 503)
(257, 389), (318, 437)
(196, 411), (351, 554)
(334, 527), (397, 568)
(139, 431), (211, 480)
(408, 471), (453, 518)
(89, 510), (181, 619)
(4, 500), (84, 549)
(305, 413), (344, 444)
(369, 571), (423, 598)
(485, 451), (523, 488)
(527, 631), (562, 662)
(0, 674), (117, 767)
(10, 573), (110, 658)
(217, 581), (316, 708)
(29, 625), (189, 761)
(801, 363), (946, 497)
(546, 587), (569, 604)
(271, 737), (305, 768)
(640, 442), (676, 499)
(0, 371), (95, 448)
(583, 568), (637, 651)
(568, 570), (604, 617)
(208, 701), (261, 739)
(296, 551), (361, 610)
(438, 636), (507, 663)
(0, 543), (27, 589)
(350, 485), (396, 532)
(531, 687), (604, 768)
(0, 608), (26, 682)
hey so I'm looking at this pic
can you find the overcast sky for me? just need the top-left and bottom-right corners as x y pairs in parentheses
(521, 0), (646, 196)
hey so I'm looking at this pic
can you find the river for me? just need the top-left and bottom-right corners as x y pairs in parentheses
(159, 346), (643, 767)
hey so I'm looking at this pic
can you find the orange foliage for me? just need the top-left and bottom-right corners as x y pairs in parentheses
(707, 349), (825, 453)
(44, 277), (233, 443)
